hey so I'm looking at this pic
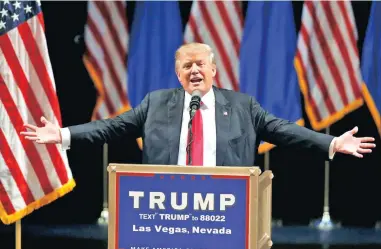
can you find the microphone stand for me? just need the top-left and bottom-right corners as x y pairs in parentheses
(186, 108), (197, 166)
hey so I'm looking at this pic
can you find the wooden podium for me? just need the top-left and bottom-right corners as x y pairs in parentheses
(107, 164), (273, 249)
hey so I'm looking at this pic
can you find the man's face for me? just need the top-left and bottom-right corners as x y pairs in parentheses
(176, 51), (216, 95)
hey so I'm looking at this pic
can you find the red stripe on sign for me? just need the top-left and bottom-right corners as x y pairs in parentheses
(211, 175), (249, 179)
(0, 129), (35, 206)
(0, 180), (16, 215)
(0, 71), (54, 194)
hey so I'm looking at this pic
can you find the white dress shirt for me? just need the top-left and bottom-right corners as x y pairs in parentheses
(60, 88), (336, 161)
(177, 88), (216, 166)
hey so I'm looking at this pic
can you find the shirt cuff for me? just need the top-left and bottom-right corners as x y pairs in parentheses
(329, 137), (336, 160)
(61, 127), (71, 150)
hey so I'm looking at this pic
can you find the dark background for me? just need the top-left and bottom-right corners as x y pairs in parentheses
(5, 1), (379, 228)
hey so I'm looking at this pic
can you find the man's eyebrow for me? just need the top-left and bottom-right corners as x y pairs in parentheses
(183, 60), (203, 64)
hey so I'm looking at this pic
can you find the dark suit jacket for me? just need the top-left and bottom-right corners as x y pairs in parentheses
(68, 86), (334, 166)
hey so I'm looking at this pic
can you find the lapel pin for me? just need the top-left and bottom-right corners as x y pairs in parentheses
(223, 111), (228, 116)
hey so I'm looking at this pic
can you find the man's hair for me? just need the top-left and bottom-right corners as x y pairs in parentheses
(175, 43), (216, 71)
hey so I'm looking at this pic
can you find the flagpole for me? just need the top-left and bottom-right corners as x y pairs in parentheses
(311, 126), (340, 230)
(97, 143), (109, 225)
(15, 220), (21, 249)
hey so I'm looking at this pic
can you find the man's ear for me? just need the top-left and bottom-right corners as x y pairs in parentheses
(212, 65), (217, 77)
(176, 70), (181, 82)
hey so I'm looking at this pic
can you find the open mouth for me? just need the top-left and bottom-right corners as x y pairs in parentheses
(190, 78), (203, 84)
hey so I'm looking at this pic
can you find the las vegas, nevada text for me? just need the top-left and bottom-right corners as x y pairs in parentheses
(128, 191), (236, 235)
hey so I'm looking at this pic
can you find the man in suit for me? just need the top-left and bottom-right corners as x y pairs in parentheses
(21, 43), (375, 166)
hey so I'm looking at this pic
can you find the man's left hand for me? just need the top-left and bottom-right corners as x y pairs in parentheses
(334, 126), (376, 158)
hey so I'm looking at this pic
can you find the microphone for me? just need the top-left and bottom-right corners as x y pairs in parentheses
(187, 90), (201, 165)
(189, 90), (202, 118)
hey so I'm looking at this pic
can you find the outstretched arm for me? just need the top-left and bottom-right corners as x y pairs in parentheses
(251, 97), (375, 159)
(21, 93), (150, 147)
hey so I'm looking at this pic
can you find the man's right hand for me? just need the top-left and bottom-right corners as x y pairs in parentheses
(20, 116), (62, 144)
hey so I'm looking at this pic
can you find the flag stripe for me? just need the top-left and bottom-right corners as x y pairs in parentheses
(184, 1), (242, 91)
(0, 179), (16, 215)
(1, 30), (70, 191)
(105, 2), (128, 53)
(83, 29), (119, 114)
(300, 22), (336, 114)
(0, 72), (54, 195)
(0, 1), (74, 224)
(296, 1), (363, 130)
(0, 130), (35, 206)
(339, 1), (358, 51)
(199, 2), (238, 90)
(29, 15), (57, 95)
(300, 12), (334, 117)
(87, 5), (126, 96)
(337, 2), (362, 97)
(233, 1), (244, 27)
(84, 50), (116, 114)
(295, 51), (323, 121)
(317, 3), (354, 103)
(86, 16), (127, 107)
(321, 2), (361, 99)
(88, 5), (125, 88)
(0, 72), (46, 200)
(88, 3), (126, 93)
(18, 20), (62, 122)
(307, 2), (349, 107)
(94, 2), (125, 66)
(216, 2), (240, 56)
(115, 2), (128, 34)
(187, 16), (223, 89)
(0, 34), (68, 188)
(37, 12), (44, 31)
(84, 1), (129, 120)
(207, 4), (240, 90)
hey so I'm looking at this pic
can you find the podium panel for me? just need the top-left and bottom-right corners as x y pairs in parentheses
(108, 164), (273, 249)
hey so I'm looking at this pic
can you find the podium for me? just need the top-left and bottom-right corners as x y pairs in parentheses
(107, 164), (273, 249)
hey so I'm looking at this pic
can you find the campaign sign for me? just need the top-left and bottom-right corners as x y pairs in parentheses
(115, 172), (250, 249)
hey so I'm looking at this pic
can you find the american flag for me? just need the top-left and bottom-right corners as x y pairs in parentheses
(184, 1), (243, 91)
(83, 1), (129, 121)
(0, 0), (75, 224)
(295, 1), (364, 131)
